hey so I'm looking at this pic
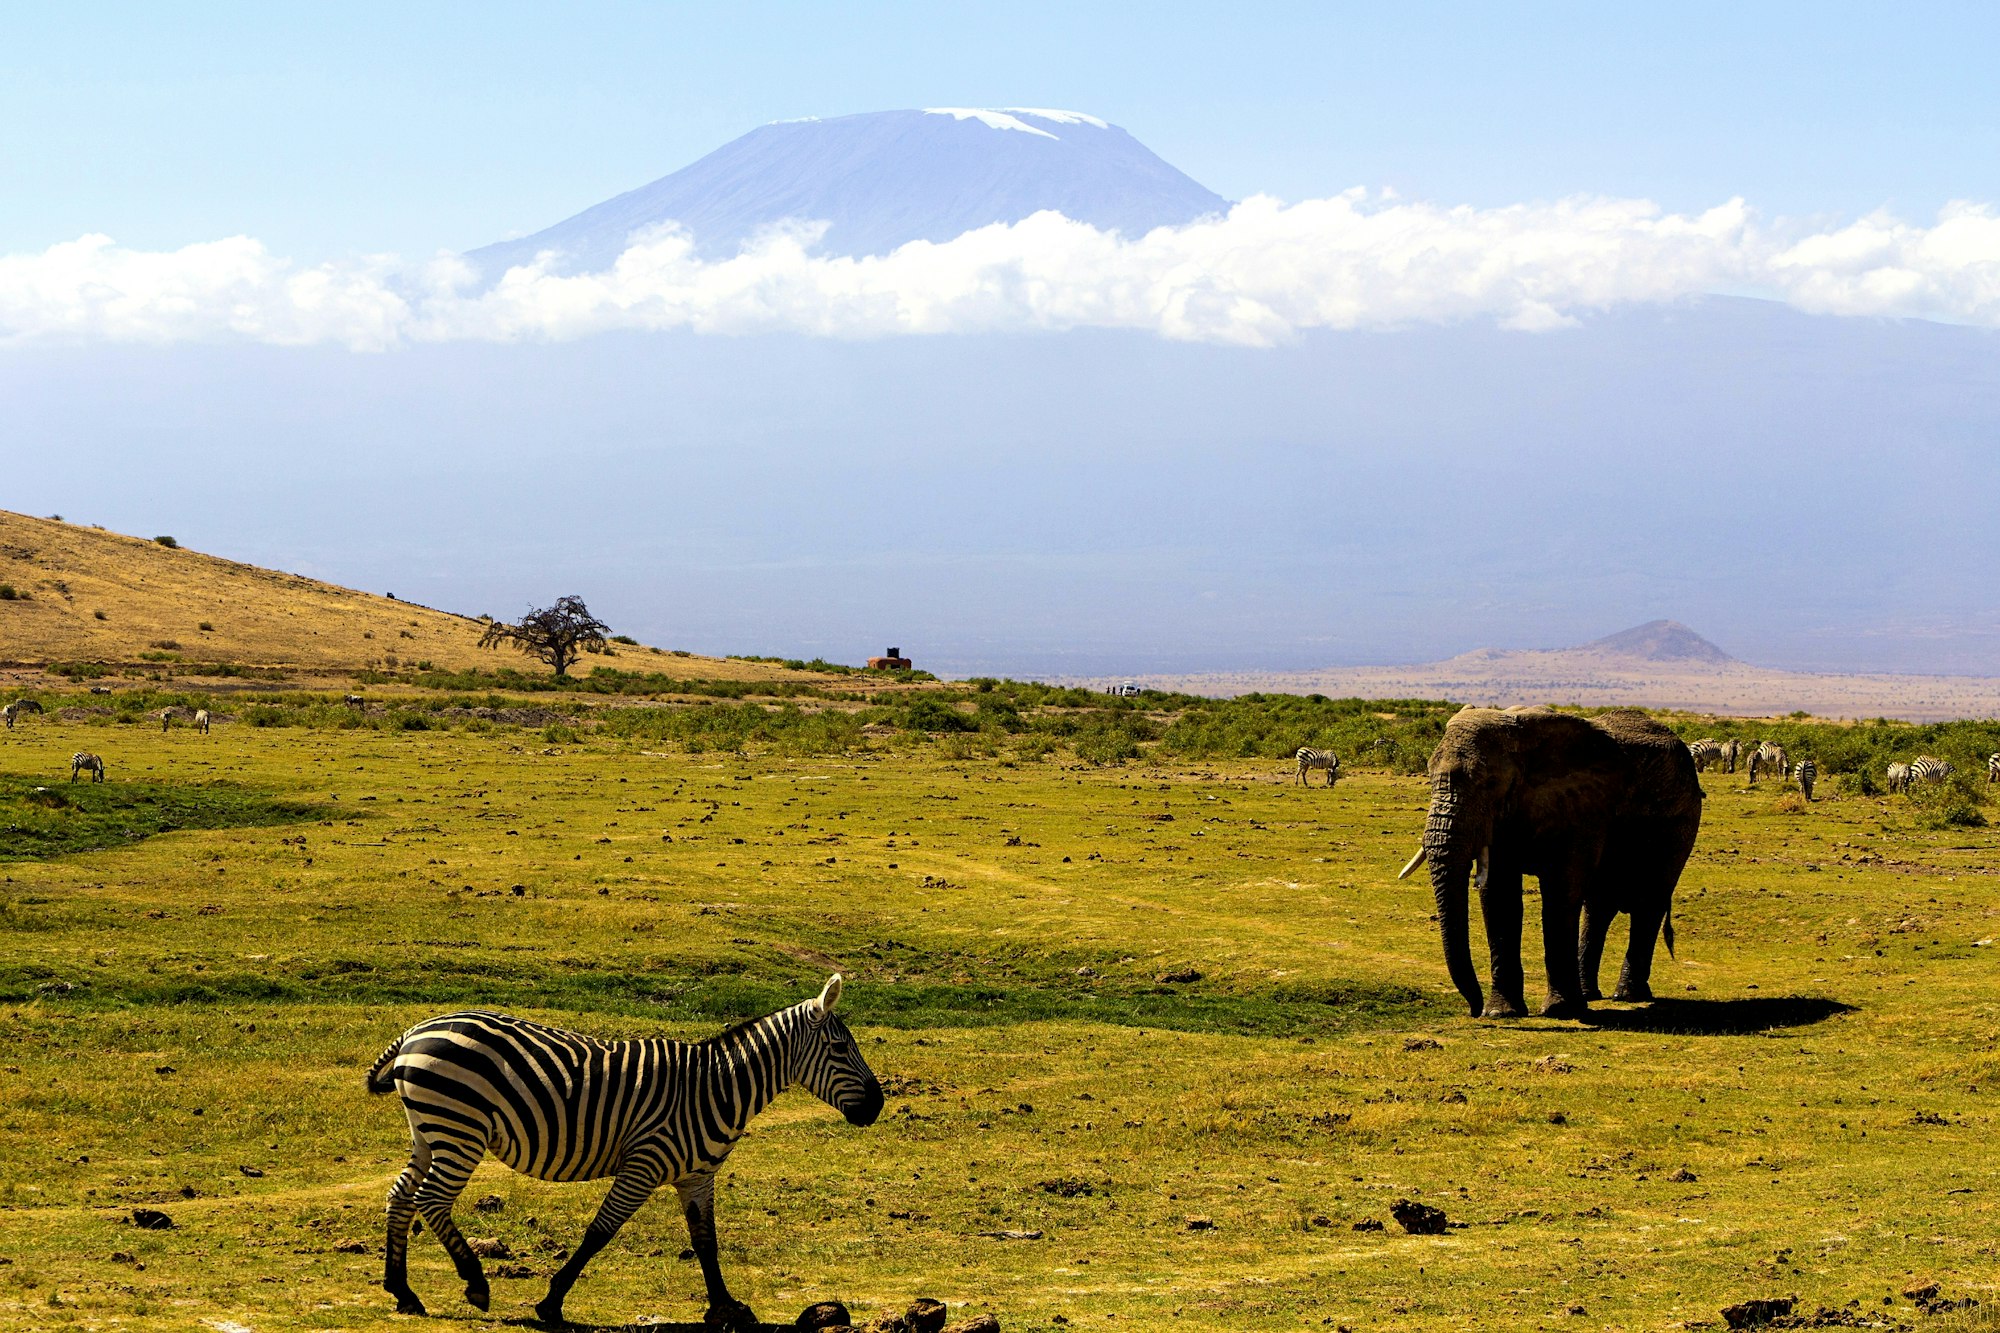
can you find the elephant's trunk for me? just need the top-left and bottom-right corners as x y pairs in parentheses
(1424, 774), (1484, 1016)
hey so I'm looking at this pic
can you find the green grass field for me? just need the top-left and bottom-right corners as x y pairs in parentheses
(3, 708), (1998, 1332)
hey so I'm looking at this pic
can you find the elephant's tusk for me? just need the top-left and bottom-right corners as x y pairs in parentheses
(1397, 846), (1427, 879)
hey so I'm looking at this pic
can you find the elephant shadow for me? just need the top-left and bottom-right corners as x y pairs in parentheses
(1582, 994), (1854, 1034)
(502, 1322), (782, 1332)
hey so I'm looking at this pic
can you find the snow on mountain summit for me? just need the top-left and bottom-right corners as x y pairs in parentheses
(467, 108), (1227, 272)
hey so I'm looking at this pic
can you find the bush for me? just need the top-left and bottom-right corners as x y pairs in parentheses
(198, 621), (214, 632)
(900, 698), (978, 734)
(93, 609), (107, 620)
(610, 635), (639, 645)
(1912, 774), (1988, 829)
(0, 585), (18, 601)
(153, 535), (178, 548)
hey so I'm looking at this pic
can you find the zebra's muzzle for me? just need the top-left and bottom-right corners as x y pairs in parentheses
(844, 1078), (884, 1126)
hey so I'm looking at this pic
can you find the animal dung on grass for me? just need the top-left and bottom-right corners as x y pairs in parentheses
(1389, 1199), (1447, 1235)
(797, 1300), (853, 1329)
(1155, 968), (1201, 984)
(1402, 1036), (1443, 1052)
(1183, 1215), (1217, 1231)
(1720, 1297), (1794, 1329)
(129, 1208), (175, 1230)
(905, 1297), (949, 1333)
(467, 1237), (511, 1259)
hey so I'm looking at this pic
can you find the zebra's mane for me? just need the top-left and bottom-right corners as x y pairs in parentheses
(697, 999), (811, 1051)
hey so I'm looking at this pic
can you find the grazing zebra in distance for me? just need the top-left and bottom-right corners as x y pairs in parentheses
(158, 708), (174, 732)
(1687, 738), (1724, 770)
(366, 974), (882, 1327)
(70, 752), (104, 783)
(194, 708), (211, 734)
(1795, 757), (1817, 801)
(343, 694), (365, 708)
(1908, 756), (1953, 788)
(1294, 746), (1340, 786)
(1988, 752), (1999, 784)
(1886, 761), (1911, 794)
(1747, 741), (1789, 784)
(2, 699), (43, 729)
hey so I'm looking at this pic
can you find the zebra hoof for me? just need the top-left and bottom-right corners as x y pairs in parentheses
(533, 1300), (569, 1327)
(392, 1293), (427, 1316)
(464, 1281), (490, 1312)
(703, 1299), (759, 1330)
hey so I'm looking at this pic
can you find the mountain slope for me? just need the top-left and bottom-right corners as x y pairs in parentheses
(468, 108), (1228, 271)
(1577, 620), (1736, 665)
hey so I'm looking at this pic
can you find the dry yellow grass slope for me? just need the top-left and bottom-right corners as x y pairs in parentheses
(0, 509), (806, 683)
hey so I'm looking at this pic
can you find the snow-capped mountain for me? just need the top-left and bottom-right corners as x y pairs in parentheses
(467, 108), (1227, 272)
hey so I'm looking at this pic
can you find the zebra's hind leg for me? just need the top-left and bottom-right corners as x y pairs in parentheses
(383, 1135), (431, 1315)
(409, 1142), (491, 1312)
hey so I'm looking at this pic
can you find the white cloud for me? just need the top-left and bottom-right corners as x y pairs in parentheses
(4, 193), (1999, 349)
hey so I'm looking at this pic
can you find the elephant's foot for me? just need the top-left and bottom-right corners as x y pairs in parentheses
(463, 1279), (490, 1313)
(1481, 994), (1528, 1019)
(1580, 982), (1604, 1003)
(1612, 979), (1655, 1003)
(703, 1298), (759, 1331)
(1539, 994), (1591, 1020)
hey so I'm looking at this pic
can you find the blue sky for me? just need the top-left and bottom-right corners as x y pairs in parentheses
(6, 1), (1996, 259)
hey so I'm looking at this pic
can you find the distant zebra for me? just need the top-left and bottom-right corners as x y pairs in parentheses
(1747, 741), (1788, 784)
(343, 694), (365, 708)
(1987, 752), (1999, 784)
(1795, 757), (1817, 802)
(1687, 738), (1724, 770)
(1294, 747), (1340, 786)
(1885, 761), (1911, 794)
(194, 708), (211, 735)
(366, 974), (882, 1327)
(158, 708), (173, 732)
(1719, 738), (1741, 773)
(70, 752), (104, 783)
(1908, 756), (1953, 788)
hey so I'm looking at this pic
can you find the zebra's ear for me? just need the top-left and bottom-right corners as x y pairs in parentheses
(814, 973), (843, 1016)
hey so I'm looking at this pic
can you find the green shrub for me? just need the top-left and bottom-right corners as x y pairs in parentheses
(0, 585), (18, 600)
(153, 535), (178, 548)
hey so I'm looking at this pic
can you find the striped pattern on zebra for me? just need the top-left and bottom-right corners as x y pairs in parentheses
(1686, 738), (1723, 770)
(1794, 757), (1817, 802)
(70, 752), (104, 783)
(1907, 756), (1953, 787)
(366, 974), (882, 1327)
(1747, 741), (1788, 784)
(1885, 761), (1911, 794)
(2, 699), (43, 729)
(1294, 746), (1340, 786)
(1987, 752), (1998, 784)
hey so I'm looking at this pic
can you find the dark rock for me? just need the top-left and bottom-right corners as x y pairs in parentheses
(1720, 1296), (1794, 1328)
(1351, 1218), (1384, 1232)
(466, 1237), (511, 1259)
(798, 1300), (853, 1330)
(906, 1297), (948, 1333)
(1668, 1167), (1698, 1183)
(238, 1165), (264, 1178)
(1390, 1199), (1447, 1235)
(130, 1208), (175, 1230)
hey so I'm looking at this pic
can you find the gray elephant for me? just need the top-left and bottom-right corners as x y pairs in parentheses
(1398, 706), (1702, 1019)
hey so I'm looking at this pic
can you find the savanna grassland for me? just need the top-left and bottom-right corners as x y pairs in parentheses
(3, 683), (2000, 1333)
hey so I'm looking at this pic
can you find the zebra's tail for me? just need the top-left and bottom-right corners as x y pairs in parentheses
(1662, 908), (1676, 960)
(366, 1035), (405, 1095)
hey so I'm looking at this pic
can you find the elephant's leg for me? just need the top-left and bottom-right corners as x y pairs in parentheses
(1538, 855), (1592, 1018)
(1577, 897), (1615, 1003)
(535, 1155), (665, 1326)
(1613, 895), (1670, 1002)
(1479, 860), (1528, 1019)
(676, 1173), (758, 1331)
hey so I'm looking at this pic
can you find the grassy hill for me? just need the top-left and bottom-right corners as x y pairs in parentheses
(0, 509), (812, 683)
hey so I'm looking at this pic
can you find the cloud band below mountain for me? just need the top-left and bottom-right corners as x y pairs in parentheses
(5, 192), (1999, 349)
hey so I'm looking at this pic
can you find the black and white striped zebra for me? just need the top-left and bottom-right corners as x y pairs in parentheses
(1686, 738), (1722, 770)
(2, 699), (42, 729)
(366, 974), (882, 1327)
(1747, 741), (1788, 784)
(343, 694), (365, 709)
(194, 708), (211, 734)
(1794, 757), (1817, 802)
(1987, 752), (1998, 784)
(1908, 756), (1953, 788)
(1293, 746), (1339, 786)
(70, 752), (104, 783)
(1885, 761), (1911, 794)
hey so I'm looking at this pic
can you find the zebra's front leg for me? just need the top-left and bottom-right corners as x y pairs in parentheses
(535, 1159), (665, 1326)
(677, 1174), (757, 1331)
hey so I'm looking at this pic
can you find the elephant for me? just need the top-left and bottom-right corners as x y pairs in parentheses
(1397, 706), (1702, 1019)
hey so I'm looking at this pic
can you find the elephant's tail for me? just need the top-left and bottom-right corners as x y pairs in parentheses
(1662, 908), (1676, 960)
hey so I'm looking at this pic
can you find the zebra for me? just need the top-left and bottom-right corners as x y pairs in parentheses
(194, 708), (211, 734)
(1686, 738), (1723, 770)
(2, 699), (43, 729)
(366, 973), (882, 1327)
(70, 752), (104, 783)
(1908, 756), (1953, 788)
(159, 708), (174, 732)
(1747, 741), (1788, 785)
(1987, 752), (1999, 784)
(1885, 761), (1911, 794)
(1795, 757), (1817, 802)
(1719, 738), (1741, 773)
(1294, 747), (1339, 786)
(343, 694), (365, 708)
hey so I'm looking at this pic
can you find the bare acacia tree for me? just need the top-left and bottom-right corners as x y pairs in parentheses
(478, 595), (612, 677)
